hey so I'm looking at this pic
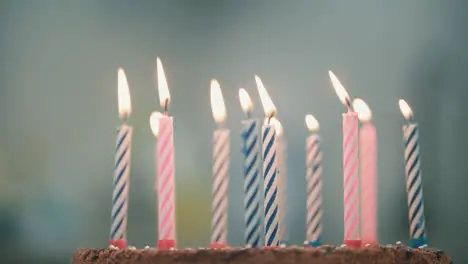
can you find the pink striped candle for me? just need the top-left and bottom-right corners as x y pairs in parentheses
(156, 57), (177, 249)
(353, 99), (378, 245)
(329, 71), (361, 248)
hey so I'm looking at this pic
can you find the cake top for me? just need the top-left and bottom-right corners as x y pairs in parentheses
(73, 245), (451, 264)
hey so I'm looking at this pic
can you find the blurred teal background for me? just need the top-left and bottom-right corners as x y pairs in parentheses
(0, 0), (467, 263)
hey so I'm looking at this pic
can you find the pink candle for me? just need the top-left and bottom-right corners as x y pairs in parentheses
(156, 57), (177, 249)
(353, 99), (378, 245)
(329, 71), (361, 247)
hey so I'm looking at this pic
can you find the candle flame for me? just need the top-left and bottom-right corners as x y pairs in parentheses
(328, 70), (351, 108)
(210, 79), (227, 125)
(255, 75), (277, 118)
(352, 98), (372, 122)
(117, 67), (132, 119)
(264, 117), (283, 136)
(149, 111), (163, 137)
(398, 99), (413, 120)
(305, 114), (320, 132)
(239, 88), (253, 113)
(156, 57), (171, 108)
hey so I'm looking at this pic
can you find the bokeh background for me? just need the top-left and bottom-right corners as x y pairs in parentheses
(0, 0), (467, 263)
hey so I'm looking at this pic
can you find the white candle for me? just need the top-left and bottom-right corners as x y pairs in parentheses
(110, 67), (133, 250)
(255, 75), (280, 247)
(239, 88), (262, 248)
(210, 79), (230, 248)
(304, 114), (323, 247)
(268, 117), (287, 245)
(399, 99), (427, 248)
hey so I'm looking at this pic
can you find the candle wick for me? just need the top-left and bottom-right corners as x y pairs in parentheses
(164, 98), (169, 116)
(345, 97), (352, 111)
(246, 110), (252, 119)
(267, 115), (273, 125)
(121, 113), (129, 124)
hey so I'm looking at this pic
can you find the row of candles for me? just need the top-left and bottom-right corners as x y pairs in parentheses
(109, 58), (427, 250)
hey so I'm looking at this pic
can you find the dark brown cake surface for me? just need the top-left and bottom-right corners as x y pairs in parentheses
(72, 245), (451, 264)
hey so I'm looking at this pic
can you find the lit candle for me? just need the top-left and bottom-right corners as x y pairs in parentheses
(353, 99), (378, 245)
(268, 117), (288, 246)
(110, 67), (133, 249)
(156, 57), (177, 249)
(398, 99), (427, 248)
(239, 88), (262, 248)
(150, 111), (163, 237)
(209, 79), (230, 248)
(304, 114), (323, 247)
(255, 75), (280, 247)
(328, 70), (360, 247)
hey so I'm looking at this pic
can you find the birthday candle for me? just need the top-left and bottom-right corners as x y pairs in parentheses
(150, 111), (163, 238)
(156, 58), (177, 249)
(269, 118), (288, 245)
(239, 88), (262, 248)
(353, 99), (378, 245)
(255, 75), (280, 247)
(399, 99), (427, 248)
(304, 114), (323, 247)
(210, 79), (230, 248)
(328, 71), (360, 247)
(110, 67), (133, 250)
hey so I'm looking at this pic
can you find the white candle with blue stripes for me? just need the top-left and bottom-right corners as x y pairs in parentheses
(110, 67), (133, 249)
(269, 117), (288, 246)
(304, 114), (323, 247)
(399, 99), (428, 248)
(255, 75), (280, 247)
(239, 88), (262, 248)
(210, 79), (230, 248)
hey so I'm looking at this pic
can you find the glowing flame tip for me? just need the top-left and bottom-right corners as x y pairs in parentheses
(210, 79), (227, 124)
(305, 114), (319, 132)
(352, 98), (372, 122)
(398, 99), (413, 120)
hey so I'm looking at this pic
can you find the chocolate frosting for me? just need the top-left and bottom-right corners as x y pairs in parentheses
(72, 245), (451, 264)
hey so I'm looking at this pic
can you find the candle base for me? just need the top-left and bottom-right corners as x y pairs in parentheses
(344, 239), (361, 248)
(264, 246), (279, 249)
(158, 239), (175, 250)
(306, 239), (322, 247)
(410, 237), (428, 248)
(210, 242), (228, 248)
(361, 239), (379, 247)
(109, 239), (127, 249)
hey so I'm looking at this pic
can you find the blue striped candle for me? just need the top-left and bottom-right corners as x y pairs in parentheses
(399, 99), (427, 248)
(111, 68), (133, 249)
(241, 118), (261, 247)
(111, 124), (132, 248)
(254, 75), (279, 247)
(272, 118), (288, 246)
(262, 124), (279, 247)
